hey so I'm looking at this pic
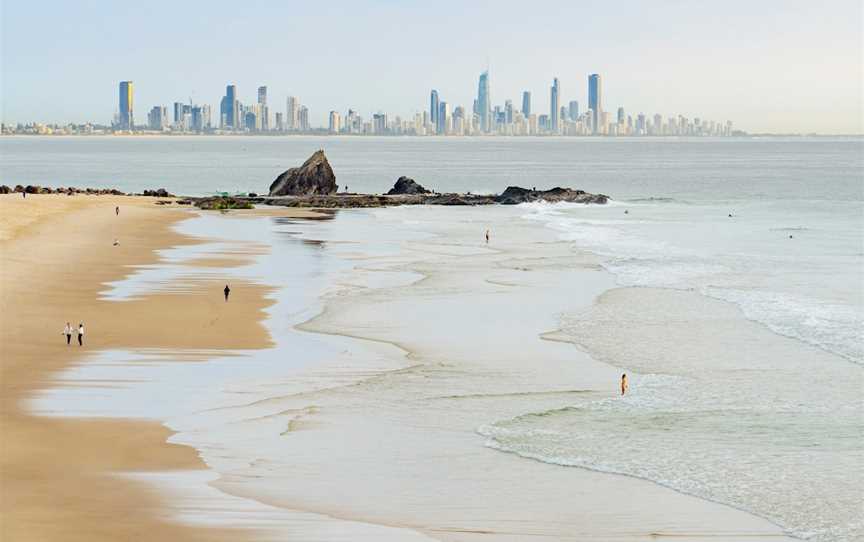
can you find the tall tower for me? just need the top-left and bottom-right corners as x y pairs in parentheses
(550, 78), (560, 133)
(477, 71), (491, 133)
(522, 91), (531, 116)
(257, 86), (269, 131)
(430, 90), (439, 131)
(118, 81), (134, 130)
(588, 74), (602, 134)
(286, 96), (300, 130)
(221, 85), (238, 129)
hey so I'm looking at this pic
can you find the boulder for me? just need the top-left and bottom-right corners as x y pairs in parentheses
(386, 176), (430, 195)
(0, 185), (10, 194)
(269, 150), (338, 196)
(142, 188), (173, 197)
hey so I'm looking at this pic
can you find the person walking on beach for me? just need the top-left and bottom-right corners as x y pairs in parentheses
(621, 373), (628, 395)
(115, 206), (119, 216)
(224, 284), (231, 302)
(485, 229), (490, 244)
(77, 323), (84, 346)
(63, 322), (72, 345)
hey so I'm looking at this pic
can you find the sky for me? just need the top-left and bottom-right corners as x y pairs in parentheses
(1, 0), (862, 134)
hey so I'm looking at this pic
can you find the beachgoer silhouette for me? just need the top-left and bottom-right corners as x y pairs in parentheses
(77, 323), (84, 346)
(63, 322), (72, 345)
(116, 206), (119, 216)
(621, 373), (628, 395)
(485, 229), (490, 244)
(224, 284), (231, 301)
(624, 210), (629, 214)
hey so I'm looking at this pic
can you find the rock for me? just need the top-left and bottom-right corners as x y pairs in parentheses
(0, 185), (10, 194)
(142, 188), (173, 197)
(24, 185), (41, 194)
(248, 192), (258, 198)
(495, 186), (608, 205)
(386, 176), (430, 195)
(13, 185), (24, 193)
(269, 150), (338, 196)
(194, 196), (253, 210)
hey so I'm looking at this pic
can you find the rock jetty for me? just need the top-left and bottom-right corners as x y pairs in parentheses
(190, 151), (609, 209)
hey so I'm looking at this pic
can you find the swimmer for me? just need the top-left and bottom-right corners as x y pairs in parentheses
(621, 373), (629, 395)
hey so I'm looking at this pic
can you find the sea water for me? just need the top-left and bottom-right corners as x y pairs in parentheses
(15, 136), (863, 540)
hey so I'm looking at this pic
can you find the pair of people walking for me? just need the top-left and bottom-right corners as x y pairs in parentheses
(63, 322), (84, 346)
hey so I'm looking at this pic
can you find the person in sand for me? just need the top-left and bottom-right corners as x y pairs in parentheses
(485, 229), (490, 243)
(63, 322), (72, 345)
(77, 322), (84, 346)
(224, 284), (231, 301)
(621, 373), (629, 395)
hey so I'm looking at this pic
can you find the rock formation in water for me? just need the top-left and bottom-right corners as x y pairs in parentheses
(386, 176), (430, 195)
(494, 186), (608, 205)
(269, 150), (338, 196)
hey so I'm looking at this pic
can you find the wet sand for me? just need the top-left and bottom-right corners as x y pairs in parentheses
(0, 195), (312, 541)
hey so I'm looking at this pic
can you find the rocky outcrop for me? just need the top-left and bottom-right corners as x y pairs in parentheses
(0, 185), (10, 194)
(269, 150), (338, 196)
(495, 186), (608, 205)
(386, 176), (430, 195)
(142, 188), (173, 197)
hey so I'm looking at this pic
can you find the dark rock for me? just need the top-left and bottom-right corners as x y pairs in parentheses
(495, 186), (608, 205)
(386, 176), (430, 195)
(24, 185), (40, 194)
(176, 199), (192, 205)
(269, 150), (338, 196)
(142, 188), (173, 197)
(0, 185), (10, 194)
(194, 196), (253, 210)
(248, 192), (258, 198)
(13, 185), (24, 193)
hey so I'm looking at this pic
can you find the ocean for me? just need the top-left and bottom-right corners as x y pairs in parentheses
(13, 136), (863, 540)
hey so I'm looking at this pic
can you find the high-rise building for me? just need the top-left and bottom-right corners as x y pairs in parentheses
(617, 107), (625, 124)
(173, 102), (184, 125)
(522, 91), (531, 116)
(329, 110), (341, 133)
(430, 90), (439, 131)
(373, 113), (387, 134)
(588, 74), (602, 134)
(505, 100), (513, 124)
(477, 71), (491, 133)
(568, 101), (579, 121)
(286, 96), (300, 131)
(148, 105), (167, 130)
(550, 78), (560, 133)
(257, 86), (269, 131)
(118, 81), (134, 130)
(298, 106), (309, 131)
(275, 112), (284, 131)
(437, 101), (450, 135)
(220, 85), (238, 129)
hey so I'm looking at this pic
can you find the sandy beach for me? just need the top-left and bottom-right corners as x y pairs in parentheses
(0, 194), (304, 540)
(1, 192), (849, 541)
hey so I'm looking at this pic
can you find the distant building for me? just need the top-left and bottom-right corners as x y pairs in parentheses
(329, 110), (341, 133)
(257, 86), (269, 131)
(568, 101), (579, 121)
(550, 78), (560, 133)
(275, 112), (284, 131)
(522, 91), (531, 116)
(588, 74), (602, 134)
(505, 100), (513, 124)
(477, 71), (491, 133)
(373, 112), (387, 134)
(220, 85), (238, 129)
(430, 90), (439, 131)
(286, 96), (300, 131)
(617, 107), (625, 124)
(118, 81), (134, 130)
(298, 105), (309, 131)
(437, 101), (450, 135)
(148, 105), (167, 130)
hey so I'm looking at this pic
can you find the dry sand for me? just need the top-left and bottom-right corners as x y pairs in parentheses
(0, 194), (308, 541)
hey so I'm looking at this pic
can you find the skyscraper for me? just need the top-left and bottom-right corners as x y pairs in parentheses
(522, 91), (531, 116)
(430, 90), (439, 131)
(617, 107), (625, 124)
(588, 74), (602, 134)
(568, 101), (579, 121)
(286, 96), (300, 131)
(220, 85), (238, 129)
(257, 86), (269, 131)
(505, 100), (513, 124)
(477, 71), (491, 133)
(329, 110), (341, 133)
(437, 101), (450, 135)
(118, 81), (134, 130)
(298, 106), (309, 131)
(550, 78), (560, 133)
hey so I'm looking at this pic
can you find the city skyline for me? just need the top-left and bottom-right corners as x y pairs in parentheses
(1, 1), (861, 134)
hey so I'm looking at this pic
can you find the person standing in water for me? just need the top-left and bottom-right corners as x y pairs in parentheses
(77, 323), (84, 346)
(621, 373), (628, 395)
(224, 284), (231, 302)
(63, 322), (72, 345)
(485, 229), (490, 244)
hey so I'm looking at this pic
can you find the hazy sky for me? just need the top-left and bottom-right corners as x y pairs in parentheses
(2, 0), (862, 133)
